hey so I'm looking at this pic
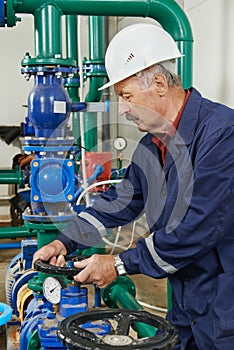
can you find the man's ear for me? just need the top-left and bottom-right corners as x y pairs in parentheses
(153, 73), (168, 96)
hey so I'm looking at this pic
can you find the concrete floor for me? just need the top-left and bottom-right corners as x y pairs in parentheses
(0, 227), (168, 349)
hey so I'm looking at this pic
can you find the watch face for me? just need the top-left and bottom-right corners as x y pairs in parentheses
(113, 137), (127, 151)
(43, 276), (65, 304)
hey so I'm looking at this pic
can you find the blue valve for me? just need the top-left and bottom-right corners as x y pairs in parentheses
(0, 303), (12, 326)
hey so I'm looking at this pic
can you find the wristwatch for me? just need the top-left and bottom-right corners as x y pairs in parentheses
(114, 254), (127, 276)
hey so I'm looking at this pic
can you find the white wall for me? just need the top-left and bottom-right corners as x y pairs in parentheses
(185, 0), (234, 108)
(0, 15), (34, 215)
(0, 1), (233, 216)
(0, 15), (34, 164)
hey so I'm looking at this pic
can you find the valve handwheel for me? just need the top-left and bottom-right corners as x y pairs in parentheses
(34, 255), (88, 279)
(57, 309), (178, 350)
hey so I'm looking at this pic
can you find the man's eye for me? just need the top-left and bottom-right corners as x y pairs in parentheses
(123, 95), (131, 101)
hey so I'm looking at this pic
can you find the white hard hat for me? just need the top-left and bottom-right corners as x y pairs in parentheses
(99, 23), (183, 90)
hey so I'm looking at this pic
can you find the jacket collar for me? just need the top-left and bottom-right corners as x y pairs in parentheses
(174, 87), (202, 145)
(144, 87), (202, 147)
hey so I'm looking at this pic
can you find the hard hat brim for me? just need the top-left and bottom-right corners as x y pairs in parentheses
(98, 54), (184, 91)
(98, 80), (115, 91)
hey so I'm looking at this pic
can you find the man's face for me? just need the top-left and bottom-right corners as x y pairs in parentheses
(114, 75), (169, 135)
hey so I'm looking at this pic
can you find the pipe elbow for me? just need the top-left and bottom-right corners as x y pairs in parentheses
(147, 0), (193, 42)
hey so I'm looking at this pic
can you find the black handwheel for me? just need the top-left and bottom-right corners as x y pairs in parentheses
(34, 255), (88, 279)
(57, 309), (178, 350)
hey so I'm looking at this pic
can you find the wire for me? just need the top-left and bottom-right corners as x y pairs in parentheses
(110, 226), (122, 254)
(102, 220), (136, 252)
(76, 178), (137, 251)
(76, 179), (122, 205)
(137, 300), (168, 314)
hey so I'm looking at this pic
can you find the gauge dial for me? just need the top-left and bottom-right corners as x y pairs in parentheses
(113, 137), (127, 151)
(43, 276), (66, 304)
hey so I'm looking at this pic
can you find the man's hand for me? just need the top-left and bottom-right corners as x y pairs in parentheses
(32, 240), (67, 268)
(73, 254), (118, 289)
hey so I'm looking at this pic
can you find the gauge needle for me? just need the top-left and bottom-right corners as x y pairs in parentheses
(50, 286), (58, 293)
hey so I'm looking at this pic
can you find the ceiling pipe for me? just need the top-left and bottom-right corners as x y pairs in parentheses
(4, 0), (193, 87)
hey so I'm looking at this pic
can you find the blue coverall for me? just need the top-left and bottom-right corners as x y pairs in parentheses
(58, 88), (234, 349)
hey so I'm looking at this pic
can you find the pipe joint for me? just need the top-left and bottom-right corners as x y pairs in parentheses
(34, 1), (63, 17)
(83, 59), (106, 78)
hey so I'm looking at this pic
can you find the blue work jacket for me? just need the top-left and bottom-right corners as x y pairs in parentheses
(58, 88), (234, 349)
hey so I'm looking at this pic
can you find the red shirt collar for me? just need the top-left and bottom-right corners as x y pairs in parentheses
(152, 89), (191, 164)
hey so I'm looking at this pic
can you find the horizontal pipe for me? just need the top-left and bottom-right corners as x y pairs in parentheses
(8, 0), (193, 86)
(11, 0), (193, 40)
(0, 226), (34, 239)
(0, 169), (24, 187)
(0, 242), (21, 249)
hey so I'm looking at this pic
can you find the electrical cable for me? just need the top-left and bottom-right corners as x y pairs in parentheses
(76, 178), (137, 251)
(102, 220), (136, 251)
(110, 226), (122, 255)
(137, 300), (168, 314)
(76, 179), (122, 205)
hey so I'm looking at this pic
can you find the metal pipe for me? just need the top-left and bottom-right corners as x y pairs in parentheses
(102, 277), (156, 338)
(0, 242), (21, 249)
(66, 15), (78, 64)
(0, 169), (24, 187)
(6, 0), (193, 86)
(34, 4), (62, 58)
(82, 16), (105, 151)
(0, 226), (33, 239)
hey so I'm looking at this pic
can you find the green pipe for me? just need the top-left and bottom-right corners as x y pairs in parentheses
(7, 0), (193, 40)
(102, 276), (156, 338)
(6, 0), (193, 84)
(65, 15), (81, 146)
(24, 221), (67, 292)
(0, 169), (24, 188)
(0, 226), (32, 239)
(66, 15), (78, 63)
(5, 0), (193, 314)
(85, 16), (105, 102)
(34, 4), (62, 58)
(83, 16), (106, 151)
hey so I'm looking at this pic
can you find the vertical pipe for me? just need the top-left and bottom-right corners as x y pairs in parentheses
(84, 16), (105, 151)
(102, 16), (111, 149)
(34, 4), (62, 58)
(65, 15), (79, 101)
(65, 15), (81, 152)
(66, 15), (78, 64)
(177, 40), (193, 89)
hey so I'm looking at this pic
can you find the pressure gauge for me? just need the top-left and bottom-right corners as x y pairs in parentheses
(113, 137), (127, 151)
(43, 276), (66, 304)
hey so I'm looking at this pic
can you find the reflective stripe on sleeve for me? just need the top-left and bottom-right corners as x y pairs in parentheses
(145, 233), (178, 274)
(78, 212), (107, 237)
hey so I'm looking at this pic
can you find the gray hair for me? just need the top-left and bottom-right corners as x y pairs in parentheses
(136, 61), (181, 89)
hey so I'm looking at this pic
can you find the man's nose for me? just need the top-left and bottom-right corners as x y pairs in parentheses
(118, 97), (130, 116)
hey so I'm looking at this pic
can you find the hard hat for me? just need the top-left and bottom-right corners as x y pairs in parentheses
(99, 23), (183, 90)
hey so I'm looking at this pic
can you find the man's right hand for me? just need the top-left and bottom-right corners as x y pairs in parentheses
(32, 240), (67, 269)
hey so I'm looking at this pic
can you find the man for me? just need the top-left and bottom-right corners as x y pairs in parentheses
(33, 23), (234, 349)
